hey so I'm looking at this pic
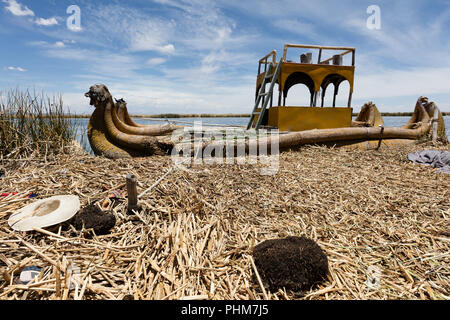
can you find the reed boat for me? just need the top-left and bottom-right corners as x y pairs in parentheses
(85, 44), (447, 159)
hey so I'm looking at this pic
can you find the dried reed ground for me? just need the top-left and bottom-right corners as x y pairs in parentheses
(0, 142), (448, 300)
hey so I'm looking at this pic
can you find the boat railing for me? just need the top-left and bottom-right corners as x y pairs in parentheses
(282, 44), (356, 66)
(258, 50), (277, 75)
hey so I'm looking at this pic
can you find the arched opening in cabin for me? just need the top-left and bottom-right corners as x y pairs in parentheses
(283, 72), (315, 107)
(319, 74), (351, 108)
(334, 80), (351, 107)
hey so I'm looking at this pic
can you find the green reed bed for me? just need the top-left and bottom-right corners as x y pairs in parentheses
(0, 89), (78, 159)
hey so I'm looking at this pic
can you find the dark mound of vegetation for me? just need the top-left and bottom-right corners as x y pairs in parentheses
(253, 236), (329, 292)
(72, 203), (116, 235)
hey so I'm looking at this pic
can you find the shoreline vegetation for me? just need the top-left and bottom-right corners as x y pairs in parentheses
(50, 112), (450, 119)
(0, 89), (78, 159)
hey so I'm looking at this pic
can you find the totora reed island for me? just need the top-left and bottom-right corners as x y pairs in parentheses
(0, 0), (449, 305)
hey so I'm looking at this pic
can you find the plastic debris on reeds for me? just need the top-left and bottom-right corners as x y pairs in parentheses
(0, 142), (449, 300)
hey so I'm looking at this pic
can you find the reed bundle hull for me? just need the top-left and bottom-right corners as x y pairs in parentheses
(85, 85), (446, 160)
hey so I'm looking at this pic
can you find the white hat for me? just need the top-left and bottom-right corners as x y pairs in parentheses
(9, 195), (80, 232)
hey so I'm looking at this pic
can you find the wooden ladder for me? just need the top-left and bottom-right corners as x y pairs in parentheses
(247, 58), (283, 130)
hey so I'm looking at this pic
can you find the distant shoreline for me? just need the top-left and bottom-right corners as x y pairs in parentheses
(64, 112), (450, 119)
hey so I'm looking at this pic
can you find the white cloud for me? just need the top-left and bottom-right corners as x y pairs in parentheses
(355, 66), (450, 100)
(7, 66), (26, 72)
(35, 17), (58, 26)
(200, 50), (229, 74)
(158, 44), (175, 54)
(62, 76), (256, 115)
(28, 41), (68, 49)
(29, 2), (261, 114)
(147, 58), (166, 66)
(44, 47), (140, 80)
(127, 26), (175, 53)
(68, 25), (82, 32)
(27, 40), (47, 47)
(80, 4), (176, 54)
(273, 19), (318, 38)
(81, 1), (248, 57)
(2, 0), (34, 17)
(199, 64), (220, 74)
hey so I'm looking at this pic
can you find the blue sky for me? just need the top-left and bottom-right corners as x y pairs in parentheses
(1, 0), (450, 114)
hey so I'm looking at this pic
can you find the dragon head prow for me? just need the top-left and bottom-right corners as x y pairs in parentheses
(85, 84), (113, 107)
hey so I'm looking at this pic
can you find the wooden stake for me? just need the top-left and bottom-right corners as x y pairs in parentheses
(376, 125), (385, 150)
(126, 174), (140, 214)
(432, 105), (439, 143)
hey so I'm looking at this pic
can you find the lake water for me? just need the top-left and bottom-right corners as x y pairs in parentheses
(73, 116), (450, 155)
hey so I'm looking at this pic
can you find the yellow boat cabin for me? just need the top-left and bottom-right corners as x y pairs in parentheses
(248, 44), (356, 132)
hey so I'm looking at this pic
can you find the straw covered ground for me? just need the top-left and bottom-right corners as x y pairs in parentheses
(0, 142), (449, 300)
